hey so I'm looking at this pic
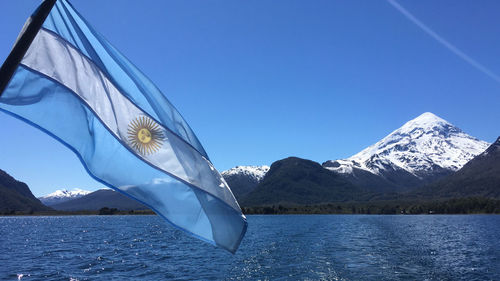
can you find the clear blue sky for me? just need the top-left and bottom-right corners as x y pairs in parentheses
(0, 0), (499, 196)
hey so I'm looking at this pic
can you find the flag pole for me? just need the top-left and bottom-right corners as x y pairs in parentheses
(0, 0), (57, 97)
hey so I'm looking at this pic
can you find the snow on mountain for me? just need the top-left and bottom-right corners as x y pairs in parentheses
(324, 112), (489, 180)
(221, 166), (270, 182)
(39, 188), (92, 206)
(221, 166), (270, 200)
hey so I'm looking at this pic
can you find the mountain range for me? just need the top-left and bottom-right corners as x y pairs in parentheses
(38, 188), (92, 206)
(1, 112), (497, 213)
(224, 112), (497, 206)
(49, 189), (148, 211)
(240, 157), (367, 206)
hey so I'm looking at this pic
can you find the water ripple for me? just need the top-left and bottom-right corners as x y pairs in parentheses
(0, 215), (499, 280)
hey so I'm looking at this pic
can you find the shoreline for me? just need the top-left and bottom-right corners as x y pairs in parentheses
(3, 197), (499, 216)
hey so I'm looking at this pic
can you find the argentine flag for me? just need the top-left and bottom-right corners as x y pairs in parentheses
(0, 0), (246, 253)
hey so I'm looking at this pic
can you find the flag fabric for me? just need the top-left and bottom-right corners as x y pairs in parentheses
(0, 0), (246, 253)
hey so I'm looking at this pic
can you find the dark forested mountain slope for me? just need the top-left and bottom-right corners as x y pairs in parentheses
(415, 137), (500, 199)
(0, 169), (50, 213)
(241, 157), (367, 206)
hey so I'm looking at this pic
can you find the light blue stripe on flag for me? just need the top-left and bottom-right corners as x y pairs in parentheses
(43, 0), (209, 159)
(0, 0), (246, 253)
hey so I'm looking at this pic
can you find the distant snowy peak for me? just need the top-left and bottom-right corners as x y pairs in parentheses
(39, 188), (92, 206)
(325, 112), (489, 178)
(41, 188), (91, 199)
(221, 165), (270, 182)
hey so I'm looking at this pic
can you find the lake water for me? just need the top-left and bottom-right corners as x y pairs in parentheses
(0, 215), (499, 280)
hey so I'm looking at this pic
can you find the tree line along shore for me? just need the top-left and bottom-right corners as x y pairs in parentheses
(2, 197), (500, 216)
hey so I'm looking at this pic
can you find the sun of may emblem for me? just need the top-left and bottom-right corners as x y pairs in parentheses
(127, 116), (164, 155)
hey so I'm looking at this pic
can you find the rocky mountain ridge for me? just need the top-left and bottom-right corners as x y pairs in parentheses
(415, 136), (500, 199)
(221, 166), (270, 200)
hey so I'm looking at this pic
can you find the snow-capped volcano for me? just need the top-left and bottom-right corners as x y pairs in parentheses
(323, 112), (489, 189)
(39, 188), (92, 206)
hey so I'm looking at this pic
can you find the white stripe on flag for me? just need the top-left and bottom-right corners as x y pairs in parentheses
(21, 28), (240, 212)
